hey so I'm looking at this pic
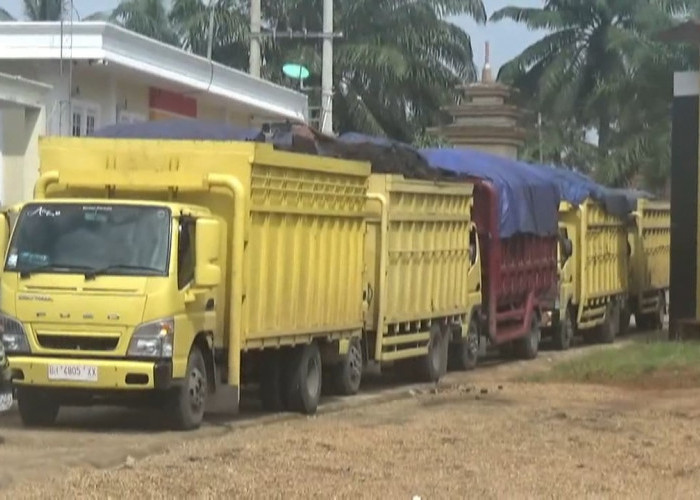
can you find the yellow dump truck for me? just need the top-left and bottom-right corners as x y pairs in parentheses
(0, 137), (480, 429)
(624, 198), (670, 331)
(557, 199), (629, 344)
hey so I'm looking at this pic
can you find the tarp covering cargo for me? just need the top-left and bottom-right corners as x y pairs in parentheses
(94, 120), (455, 181)
(533, 163), (653, 218)
(420, 148), (560, 238)
(93, 119), (264, 141)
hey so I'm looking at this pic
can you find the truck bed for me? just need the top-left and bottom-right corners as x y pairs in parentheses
(471, 179), (558, 345)
(364, 174), (481, 361)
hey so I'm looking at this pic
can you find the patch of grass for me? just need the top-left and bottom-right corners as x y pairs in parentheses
(526, 341), (700, 389)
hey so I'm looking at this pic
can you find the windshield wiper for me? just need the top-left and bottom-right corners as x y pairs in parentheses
(19, 263), (95, 279)
(84, 264), (164, 280)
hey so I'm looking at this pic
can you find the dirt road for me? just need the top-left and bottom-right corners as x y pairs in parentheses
(4, 337), (696, 498)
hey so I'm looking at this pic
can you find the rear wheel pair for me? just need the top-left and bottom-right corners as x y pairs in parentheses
(259, 342), (324, 415)
(636, 292), (666, 331)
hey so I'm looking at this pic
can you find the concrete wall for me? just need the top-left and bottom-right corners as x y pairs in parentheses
(0, 60), (265, 205)
(0, 61), (256, 137)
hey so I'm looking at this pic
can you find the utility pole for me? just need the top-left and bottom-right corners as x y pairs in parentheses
(249, 0), (261, 78)
(538, 112), (543, 164)
(321, 0), (333, 134)
(207, 0), (215, 61)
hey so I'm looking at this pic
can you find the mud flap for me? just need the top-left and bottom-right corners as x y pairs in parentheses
(205, 384), (240, 416)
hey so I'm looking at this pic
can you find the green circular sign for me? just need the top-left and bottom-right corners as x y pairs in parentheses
(283, 63), (310, 80)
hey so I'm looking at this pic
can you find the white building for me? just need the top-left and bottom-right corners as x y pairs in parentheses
(0, 21), (308, 206)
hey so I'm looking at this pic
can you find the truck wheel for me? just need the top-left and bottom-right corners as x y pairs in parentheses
(650, 292), (666, 330)
(514, 314), (541, 360)
(333, 337), (363, 396)
(597, 301), (619, 344)
(448, 317), (479, 371)
(619, 307), (631, 336)
(17, 387), (59, 427)
(259, 349), (286, 412)
(170, 345), (208, 430)
(552, 307), (573, 351)
(418, 324), (448, 382)
(284, 342), (322, 415)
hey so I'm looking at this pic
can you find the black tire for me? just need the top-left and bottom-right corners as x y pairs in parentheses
(16, 387), (59, 428)
(284, 342), (322, 415)
(259, 349), (286, 412)
(597, 301), (619, 344)
(418, 324), (448, 382)
(649, 292), (666, 330)
(514, 313), (541, 360)
(552, 307), (574, 351)
(169, 345), (208, 431)
(448, 317), (479, 371)
(333, 337), (363, 396)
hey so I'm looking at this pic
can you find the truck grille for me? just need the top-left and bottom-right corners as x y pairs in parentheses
(36, 334), (119, 352)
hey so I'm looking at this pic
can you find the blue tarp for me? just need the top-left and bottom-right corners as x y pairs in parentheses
(419, 148), (561, 238)
(93, 119), (264, 142)
(533, 163), (653, 218)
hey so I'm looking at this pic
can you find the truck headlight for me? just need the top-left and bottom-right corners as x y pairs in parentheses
(127, 318), (174, 359)
(0, 314), (30, 354)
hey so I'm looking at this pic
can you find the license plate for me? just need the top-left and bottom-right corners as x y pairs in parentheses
(48, 364), (98, 382)
(0, 391), (12, 413)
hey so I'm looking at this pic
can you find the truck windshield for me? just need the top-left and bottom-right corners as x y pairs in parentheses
(5, 203), (171, 277)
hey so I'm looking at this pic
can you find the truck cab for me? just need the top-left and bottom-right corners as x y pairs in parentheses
(0, 199), (223, 428)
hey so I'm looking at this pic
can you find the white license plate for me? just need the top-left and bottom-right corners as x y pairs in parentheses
(0, 391), (12, 412)
(48, 364), (98, 382)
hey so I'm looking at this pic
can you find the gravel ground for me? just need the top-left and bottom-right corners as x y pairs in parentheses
(4, 342), (700, 499)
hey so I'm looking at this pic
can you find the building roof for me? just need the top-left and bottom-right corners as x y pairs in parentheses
(657, 20), (700, 44)
(0, 21), (307, 122)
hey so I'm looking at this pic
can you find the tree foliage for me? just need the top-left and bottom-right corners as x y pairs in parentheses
(494, 0), (699, 191)
(101, 0), (485, 142)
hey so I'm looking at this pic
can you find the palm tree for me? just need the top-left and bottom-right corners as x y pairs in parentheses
(111, 0), (179, 45)
(1, 0), (109, 21)
(169, 0), (249, 69)
(0, 0), (66, 20)
(492, 0), (693, 160)
(262, 0), (487, 140)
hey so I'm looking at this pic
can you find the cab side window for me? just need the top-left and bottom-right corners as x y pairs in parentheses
(178, 217), (196, 290)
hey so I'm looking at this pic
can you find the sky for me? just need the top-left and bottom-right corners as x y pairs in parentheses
(4, 0), (547, 72)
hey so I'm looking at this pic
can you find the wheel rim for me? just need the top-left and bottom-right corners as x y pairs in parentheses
(188, 367), (206, 414)
(347, 342), (362, 385)
(658, 295), (665, 326)
(430, 331), (442, 371)
(306, 355), (321, 398)
(565, 316), (573, 344)
(530, 318), (540, 350)
(467, 322), (478, 358)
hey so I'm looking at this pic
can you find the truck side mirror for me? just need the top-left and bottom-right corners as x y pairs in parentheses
(0, 212), (9, 262)
(195, 218), (221, 288)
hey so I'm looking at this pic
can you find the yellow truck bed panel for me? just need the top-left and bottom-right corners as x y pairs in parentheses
(580, 200), (629, 302)
(38, 137), (371, 347)
(630, 199), (670, 293)
(366, 175), (476, 331)
(244, 163), (367, 340)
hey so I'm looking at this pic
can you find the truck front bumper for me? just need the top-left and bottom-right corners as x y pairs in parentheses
(9, 356), (173, 391)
